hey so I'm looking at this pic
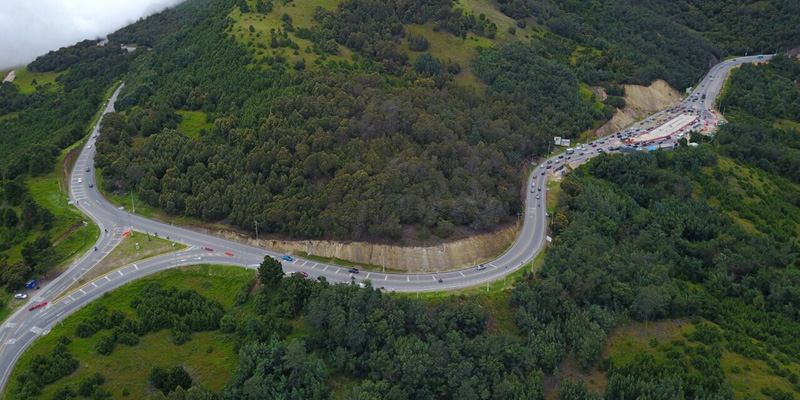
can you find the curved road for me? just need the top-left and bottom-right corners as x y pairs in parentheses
(0, 54), (773, 393)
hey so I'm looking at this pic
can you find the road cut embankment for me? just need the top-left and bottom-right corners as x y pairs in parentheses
(595, 79), (681, 137)
(216, 223), (519, 273)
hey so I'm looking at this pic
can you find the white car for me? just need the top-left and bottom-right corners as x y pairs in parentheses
(14, 293), (27, 299)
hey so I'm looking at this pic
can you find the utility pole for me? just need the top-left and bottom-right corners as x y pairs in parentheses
(130, 190), (135, 214)
(253, 220), (259, 243)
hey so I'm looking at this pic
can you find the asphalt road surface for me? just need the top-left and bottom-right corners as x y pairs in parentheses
(0, 55), (775, 393)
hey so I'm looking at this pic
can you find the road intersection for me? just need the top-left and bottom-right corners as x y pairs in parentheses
(0, 54), (774, 393)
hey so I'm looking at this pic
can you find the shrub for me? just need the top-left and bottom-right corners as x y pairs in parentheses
(408, 34), (430, 51)
(77, 373), (106, 397)
(95, 335), (116, 355)
(220, 314), (236, 333)
(149, 365), (193, 393)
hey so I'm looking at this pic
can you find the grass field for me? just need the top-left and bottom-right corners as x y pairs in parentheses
(774, 118), (800, 131)
(580, 82), (605, 113)
(698, 156), (800, 239)
(400, 23), (493, 87)
(577, 319), (800, 399)
(64, 235), (185, 294)
(1, 265), (253, 400)
(9, 68), (64, 94)
(546, 178), (562, 215)
(0, 112), (18, 122)
(228, 0), (532, 84)
(229, 0), (354, 69)
(454, 0), (532, 41)
(177, 110), (213, 138)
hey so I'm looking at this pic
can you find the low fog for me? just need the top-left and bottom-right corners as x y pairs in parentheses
(0, 0), (185, 70)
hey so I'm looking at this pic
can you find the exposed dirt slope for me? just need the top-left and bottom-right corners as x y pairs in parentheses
(219, 223), (519, 273)
(595, 79), (681, 137)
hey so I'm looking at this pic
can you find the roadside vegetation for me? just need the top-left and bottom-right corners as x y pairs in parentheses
(2, 265), (250, 400)
(1, 0), (799, 398)
(0, 142), (99, 323)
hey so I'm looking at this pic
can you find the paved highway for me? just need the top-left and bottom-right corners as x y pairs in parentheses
(0, 55), (774, 393)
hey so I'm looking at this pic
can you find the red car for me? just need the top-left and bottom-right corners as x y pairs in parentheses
(203, 247), (213, 251)
(295, 271), (309, 278)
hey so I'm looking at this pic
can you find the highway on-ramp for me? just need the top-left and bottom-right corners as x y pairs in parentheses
(0, 54), (773, 393)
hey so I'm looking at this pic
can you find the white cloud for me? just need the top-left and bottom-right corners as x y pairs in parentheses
(0, 0), (185, 69)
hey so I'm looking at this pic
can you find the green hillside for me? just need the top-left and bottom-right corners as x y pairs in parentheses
(0, 2), (799, 398)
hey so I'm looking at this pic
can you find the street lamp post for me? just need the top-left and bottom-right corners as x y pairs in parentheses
(254, 220), (259, 243)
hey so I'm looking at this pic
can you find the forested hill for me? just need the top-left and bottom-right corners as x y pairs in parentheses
(6, 57), (800, 397)
(2, 0), (798, 242)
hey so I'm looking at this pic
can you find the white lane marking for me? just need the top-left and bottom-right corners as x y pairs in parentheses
(3, 323), (17, 329)
(92, 282), (98, 288)
(5, 339), (16, 345)
(134, 264), (139, 270)
(431, 276), (437, 281)
(118, 270), (123, 276)
(80, 289), (86, 294)
(29, 327), (43, 335)
(489, 263), (498, 269)
(407, 276), (410, 282)
(322, 266), (329, 272)
(334, 268), (340, 274)
(385, 275), (387, 281)
(366, 273), (370, 279)
(459, 271), (465, 277)
(105, 276), (111, 282)
(301, 261), (307, 267)
(311, 263), (317, 269)
(181, 259), (187, 262)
